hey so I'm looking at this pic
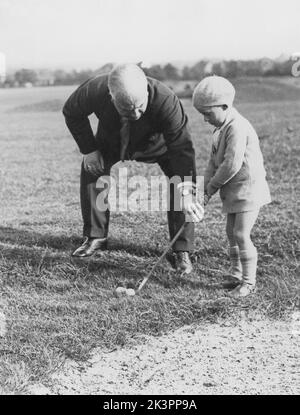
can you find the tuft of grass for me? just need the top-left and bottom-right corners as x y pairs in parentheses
(0, 80), (299, 394)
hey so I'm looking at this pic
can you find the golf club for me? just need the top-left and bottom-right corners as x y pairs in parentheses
(114, 222), (185, 297)
(136, 222), (186, 293)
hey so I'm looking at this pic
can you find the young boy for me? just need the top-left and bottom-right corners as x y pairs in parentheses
(192, 76), (271, 298)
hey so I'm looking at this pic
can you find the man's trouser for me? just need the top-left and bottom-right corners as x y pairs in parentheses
(80, 153), (194, 252)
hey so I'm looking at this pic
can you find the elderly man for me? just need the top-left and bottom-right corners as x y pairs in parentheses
(63, 63), (200, 273)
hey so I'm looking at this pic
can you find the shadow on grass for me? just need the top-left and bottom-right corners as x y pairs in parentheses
(0, 226), (163, 257)
(0, 242), (219, 292)
(1, 226), (217, 291)
(161, 276), (227, 291)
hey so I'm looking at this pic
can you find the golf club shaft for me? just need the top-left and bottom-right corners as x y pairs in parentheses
(137, 222), (185, 292)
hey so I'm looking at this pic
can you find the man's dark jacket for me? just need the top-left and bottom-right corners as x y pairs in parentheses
(63, 74), (196, 180)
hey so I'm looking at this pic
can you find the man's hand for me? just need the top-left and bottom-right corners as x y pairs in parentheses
(83, 150), (105, 176)
(177, 181), (204, 222)
(182, 196), (204, 222)
(181, 194), (204, 223)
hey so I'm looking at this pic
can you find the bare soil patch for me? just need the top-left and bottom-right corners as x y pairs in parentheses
(28, 319), (299, 395)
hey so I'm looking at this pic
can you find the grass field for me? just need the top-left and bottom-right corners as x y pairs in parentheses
(0, 78), (299, 394)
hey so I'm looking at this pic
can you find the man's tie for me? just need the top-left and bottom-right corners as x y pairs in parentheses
(120, 117), (130, 162)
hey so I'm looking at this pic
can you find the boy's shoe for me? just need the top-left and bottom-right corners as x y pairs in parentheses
(175, 252), (193, 274)
(72, 237), (107, 257)
(229, 282), (256, 298)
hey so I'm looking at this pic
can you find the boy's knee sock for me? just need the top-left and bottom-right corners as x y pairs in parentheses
(240, 247), (257, 285)
(229, 246), (242, 278)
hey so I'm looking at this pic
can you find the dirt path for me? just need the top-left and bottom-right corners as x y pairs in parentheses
(28, 319), (299, 395)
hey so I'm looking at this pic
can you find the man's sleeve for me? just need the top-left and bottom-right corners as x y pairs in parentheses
(158, 93), (196, 181)
(207, 124), (247, 195)
(62, 78), (100, 154)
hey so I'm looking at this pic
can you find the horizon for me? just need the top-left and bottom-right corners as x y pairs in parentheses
(5, 54), (294, 74)
(1, 0), (299, 71)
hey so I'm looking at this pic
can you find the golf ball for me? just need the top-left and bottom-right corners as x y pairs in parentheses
(126, 288), (135, 296)
(115, 287), (126, 295)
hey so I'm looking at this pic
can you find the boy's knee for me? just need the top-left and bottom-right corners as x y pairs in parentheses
(233, 229), (247, 244)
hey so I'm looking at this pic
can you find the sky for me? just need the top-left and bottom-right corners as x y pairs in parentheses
(0, 0), (299, 70)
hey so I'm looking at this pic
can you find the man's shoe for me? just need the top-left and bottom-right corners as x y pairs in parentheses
(175, 251), (193, 274)
(72, 237), (107, 258)
(229, 282), (256, 298)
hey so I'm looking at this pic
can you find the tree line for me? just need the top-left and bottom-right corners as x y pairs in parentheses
(1, 58), (295, 88)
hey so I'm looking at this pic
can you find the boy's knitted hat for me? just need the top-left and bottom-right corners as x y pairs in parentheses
(192, 76), (235, 109)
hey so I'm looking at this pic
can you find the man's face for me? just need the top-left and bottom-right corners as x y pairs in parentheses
(112, 93), (148, 121)
(198, 105), (228, 127)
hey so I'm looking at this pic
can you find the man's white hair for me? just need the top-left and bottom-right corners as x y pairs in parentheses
(108, 63), (148, 105)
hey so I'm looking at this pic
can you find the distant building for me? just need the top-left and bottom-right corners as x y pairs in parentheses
(204, 59), (226, 76)
(259, 57), (275, 74)
(204, 61), (214, 75)
(0, 52), (6, 84)
(36, 69), (55, 86)
(291, 52), (300, 60)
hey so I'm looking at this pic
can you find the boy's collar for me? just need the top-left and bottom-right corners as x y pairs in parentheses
(214, 107), (237, 133)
